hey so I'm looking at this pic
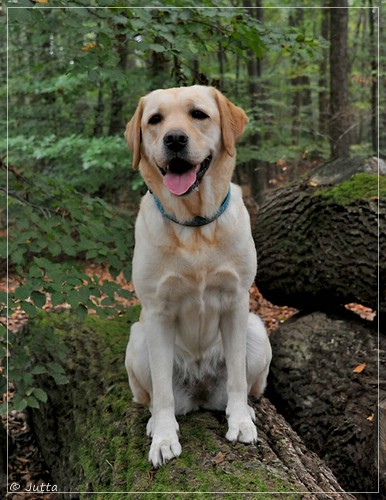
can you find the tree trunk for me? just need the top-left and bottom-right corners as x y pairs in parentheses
(289, 9), (313, 146)
(368, 0), (378, 155)
(253, 159), (384, 316)
(108, 29), (129, 136)
(27, 312), (354, 498)
(319, 2), (329, 138)
(266, 309), (383, 495)
(93, 82), (104, 137)
(244, 0), (266, 206)
(329, 1), (351, 157)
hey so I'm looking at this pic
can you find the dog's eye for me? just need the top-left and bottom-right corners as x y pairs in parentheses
(191, 110), (209, 120)
(148, 114), (162, 125)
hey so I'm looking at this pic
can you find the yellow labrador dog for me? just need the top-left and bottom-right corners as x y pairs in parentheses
(124, 86), (272, 468)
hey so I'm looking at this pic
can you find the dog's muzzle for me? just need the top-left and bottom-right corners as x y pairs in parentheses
(158, 155), (212, 196)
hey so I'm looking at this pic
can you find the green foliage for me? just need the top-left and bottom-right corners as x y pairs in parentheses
(0, 320), (70, 415)
(2, 165), (134, 413)
(3, 134), (136, 195)
(6, 169), (134, 320)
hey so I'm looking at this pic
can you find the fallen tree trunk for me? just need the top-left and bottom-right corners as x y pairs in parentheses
(25, 310), (354, 498)
(266, 308), (383, 495)
(253, 162), (385, 315)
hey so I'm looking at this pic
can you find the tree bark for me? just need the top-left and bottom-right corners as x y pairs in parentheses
(289, 9), (312, 145)
(266, 309), (383, 495)
(253, 159), (384, 315)
(244, 0), (266, 206)
(27, 312), (354, 498)
(329, 1), (351, 157)
(368, 0), (378, 155)
(93, 82), (104, 137)
(319, 1), (330, 138)
(108, 28), (129, 136)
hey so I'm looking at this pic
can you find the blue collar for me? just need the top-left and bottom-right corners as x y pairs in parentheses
(151, 188), (231, 227)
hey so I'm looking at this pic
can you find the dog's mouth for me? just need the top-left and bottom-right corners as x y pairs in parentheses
(158, 156), (212, 196)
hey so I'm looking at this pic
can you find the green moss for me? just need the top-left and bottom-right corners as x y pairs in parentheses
(31, 310), (302, 498)
(315, 173), (386, 205)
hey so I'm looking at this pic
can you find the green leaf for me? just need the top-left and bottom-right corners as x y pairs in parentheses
(31, 365), (48, 375)
(49, 242), (62, 257)
(117, 289), (132, 299)
(13, 398), (28, 411)
(107, 254), (121, 272)
(33, 388), (48, 403)
(29, 266), (42, 279)
(101, 296), (115, 306)
(14, 284), (33, 301)
(148, 43), (166, 53)
(60, 235), (77, 256)
(52, 373), (69, 385)
(51, 292), (65, 307)
(20, 301), (38, 317)
(26, 396), (40, 409)
(34, 257), (53, 270)
(67, 290), (80, 308)
(86, 249), (98, 259)
(10, 248), (25, 265)
(74, 304), (88, 322)
(31, 291), (46, 309)
(48, 361), (65, 374)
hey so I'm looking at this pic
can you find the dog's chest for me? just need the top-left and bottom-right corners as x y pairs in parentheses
(156, 261), (240, 316)
(155, 261), (240, 356)
(134, 221), (255, 317)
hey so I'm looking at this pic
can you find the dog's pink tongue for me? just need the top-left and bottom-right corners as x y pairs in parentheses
(163, 169), (197, 196)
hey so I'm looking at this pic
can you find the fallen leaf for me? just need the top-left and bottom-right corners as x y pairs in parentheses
(367, 413), (374, 422)
(212, 451), (225, 464)
(353, 362), (366, 373)
(82, 42), (97, 52)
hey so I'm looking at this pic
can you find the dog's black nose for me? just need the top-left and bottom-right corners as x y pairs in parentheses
(163, 129), (188, 152)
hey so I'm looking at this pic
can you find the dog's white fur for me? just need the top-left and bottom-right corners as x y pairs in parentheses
(124, 86), (272, 468)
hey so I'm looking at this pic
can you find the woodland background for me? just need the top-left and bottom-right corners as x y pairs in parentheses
(0, 1), (383, 496)
(1, 0), (383, 419)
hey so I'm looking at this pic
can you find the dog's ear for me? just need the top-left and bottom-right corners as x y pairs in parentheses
(211, 88), (249, 157)
(125, 98), (144, 169)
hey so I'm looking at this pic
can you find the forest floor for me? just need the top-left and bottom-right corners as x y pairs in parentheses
(2, 263), (374, 499)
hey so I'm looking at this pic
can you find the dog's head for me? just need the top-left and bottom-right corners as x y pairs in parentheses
(125, 86), (248, 198)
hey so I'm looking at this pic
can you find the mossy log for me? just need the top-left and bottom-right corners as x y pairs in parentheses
(253, 166), (385, 316)
(27, 310), (354, 499)
(266, 309), (383, 495)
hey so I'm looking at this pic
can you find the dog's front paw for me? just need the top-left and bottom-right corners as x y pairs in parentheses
(149, 433), (182, 468)
(147, 413), (181, 467)
(226, 404), (257, 444)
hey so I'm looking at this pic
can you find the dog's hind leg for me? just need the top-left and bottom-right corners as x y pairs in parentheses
(125, 321), (152, 406)
(246, 313), (272, 398)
